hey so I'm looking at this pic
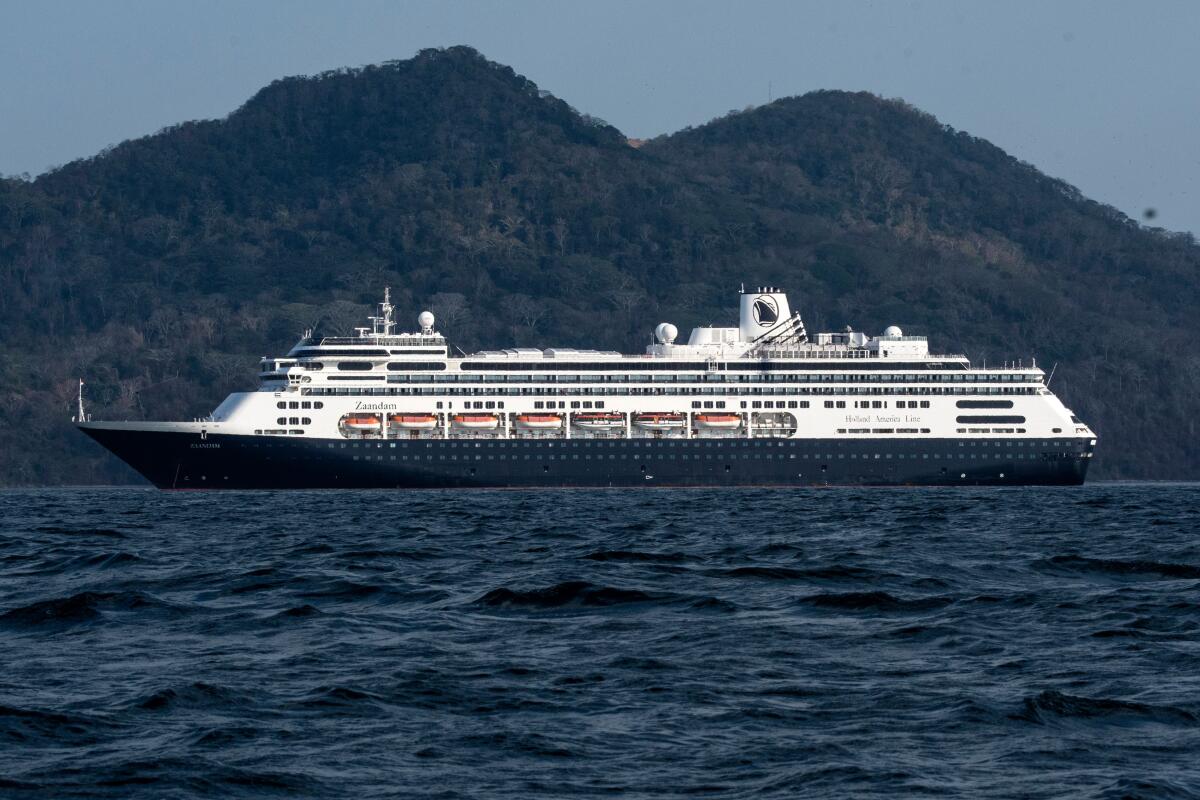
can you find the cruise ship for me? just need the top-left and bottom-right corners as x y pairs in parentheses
(77, 287), (1096, 488)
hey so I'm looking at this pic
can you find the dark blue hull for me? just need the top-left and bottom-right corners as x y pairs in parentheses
(79, 426), (1093, 489)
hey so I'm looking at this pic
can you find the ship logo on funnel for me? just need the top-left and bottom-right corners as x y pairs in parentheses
(753, 296), (778, 326)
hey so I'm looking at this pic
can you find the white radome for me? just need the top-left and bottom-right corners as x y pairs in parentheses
(418, 311), (435, 331)
(884, 325), (903, 337)
(655, 322), (679, 344)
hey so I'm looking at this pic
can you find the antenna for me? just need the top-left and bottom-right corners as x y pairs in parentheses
(368, 287), (396, 337)
(76, 379), (87, 422)
(1045, 362), (1058, 388)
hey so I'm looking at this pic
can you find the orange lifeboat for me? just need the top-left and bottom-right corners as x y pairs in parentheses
(515, 413), (563, 430)
(633, 412), (685, 430)
(389, 413), (438, 430)
(343, 414), (382, 431)
(694, 413), (742, 429)
(572, 412), (625, 430)
(452, 413), (499, 430)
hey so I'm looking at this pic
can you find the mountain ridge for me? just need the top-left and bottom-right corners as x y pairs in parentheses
(1, 46), (1197, 484)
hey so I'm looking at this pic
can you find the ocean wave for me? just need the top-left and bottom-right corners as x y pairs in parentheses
(798, 591), (953, 612)
(0, 590), (185, 628)
(474, 581), (662, 609)
(296, 686), (384, 708)
(1012, 690), (1197, 725)
(721, 564), (888, 581)
(582, 549), (689, 563)
(1041, 555), (1200, 580)
(32, 525), (127, 538)
(0, 704), (118, 745)
(135, 682), (249, 712)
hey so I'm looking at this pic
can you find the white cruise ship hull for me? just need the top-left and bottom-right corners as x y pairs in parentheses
(78, 423), (1093, 489)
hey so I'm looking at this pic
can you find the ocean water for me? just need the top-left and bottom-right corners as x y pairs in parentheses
(1, 485), (1199, 799)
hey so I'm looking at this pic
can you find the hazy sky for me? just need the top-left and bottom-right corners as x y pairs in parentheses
(3, 0), (1198, 233)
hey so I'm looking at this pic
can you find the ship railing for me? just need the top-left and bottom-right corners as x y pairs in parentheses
(300, 335), (446, 347)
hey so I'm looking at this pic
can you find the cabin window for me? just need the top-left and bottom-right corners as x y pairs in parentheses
(277, 417), (287, 425)
(337, 362), (374, 371)
(387, 362), (447, 371)
(277, 401), (286, 409)
(957, 400), (1014, 409)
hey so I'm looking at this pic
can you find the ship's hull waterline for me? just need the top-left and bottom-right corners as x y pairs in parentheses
(79, 425), (1092, 490)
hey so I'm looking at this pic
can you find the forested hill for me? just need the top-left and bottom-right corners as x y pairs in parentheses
(1, 46), (1197, 484)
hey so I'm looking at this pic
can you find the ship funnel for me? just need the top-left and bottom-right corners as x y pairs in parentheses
(739, 287), (792, 342)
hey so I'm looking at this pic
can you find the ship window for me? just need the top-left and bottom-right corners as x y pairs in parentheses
(824, 401), (833, 408)
(302, 418), (311, 425)
(920, 401), (930, 408)
(1052, 427), (1062, 433)
(337, 362), (374, 371)
(387, 361), (447, 371)
(692, 401), (701, 409)
(436, 402), (444, 409)
(289, 401), (299, 409)
(315, 402), (324, 409)
(277, 417), (287, 425)
(276, 401), (286, 409)
(836, 401), (846, 408)
(957, 400), (1014, 409)
(301, 401), (311, 409)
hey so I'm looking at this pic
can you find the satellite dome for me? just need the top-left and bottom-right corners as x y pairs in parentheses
(884, 325), (903, 337)
(655, 322), (678, 344)
(418, 311), (435, 332)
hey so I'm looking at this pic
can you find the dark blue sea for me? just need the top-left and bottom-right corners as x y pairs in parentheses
(2, 485), (1199, 799)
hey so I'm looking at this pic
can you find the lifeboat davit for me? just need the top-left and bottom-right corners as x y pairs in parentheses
(694, 413), (742, 429)
(389, 413), (439, 430)
(633, 412), (685, 430)
(343, 415), (382, 431)
(515, 413), (563, 430)
(572, 412), (625, 430)
(452, 413), (499, 429)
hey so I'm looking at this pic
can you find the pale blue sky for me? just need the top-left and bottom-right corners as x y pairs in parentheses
(2, 0), (1198, 233)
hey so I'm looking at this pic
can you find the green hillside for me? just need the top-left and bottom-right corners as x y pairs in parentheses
(1, 46), (1196, 484)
